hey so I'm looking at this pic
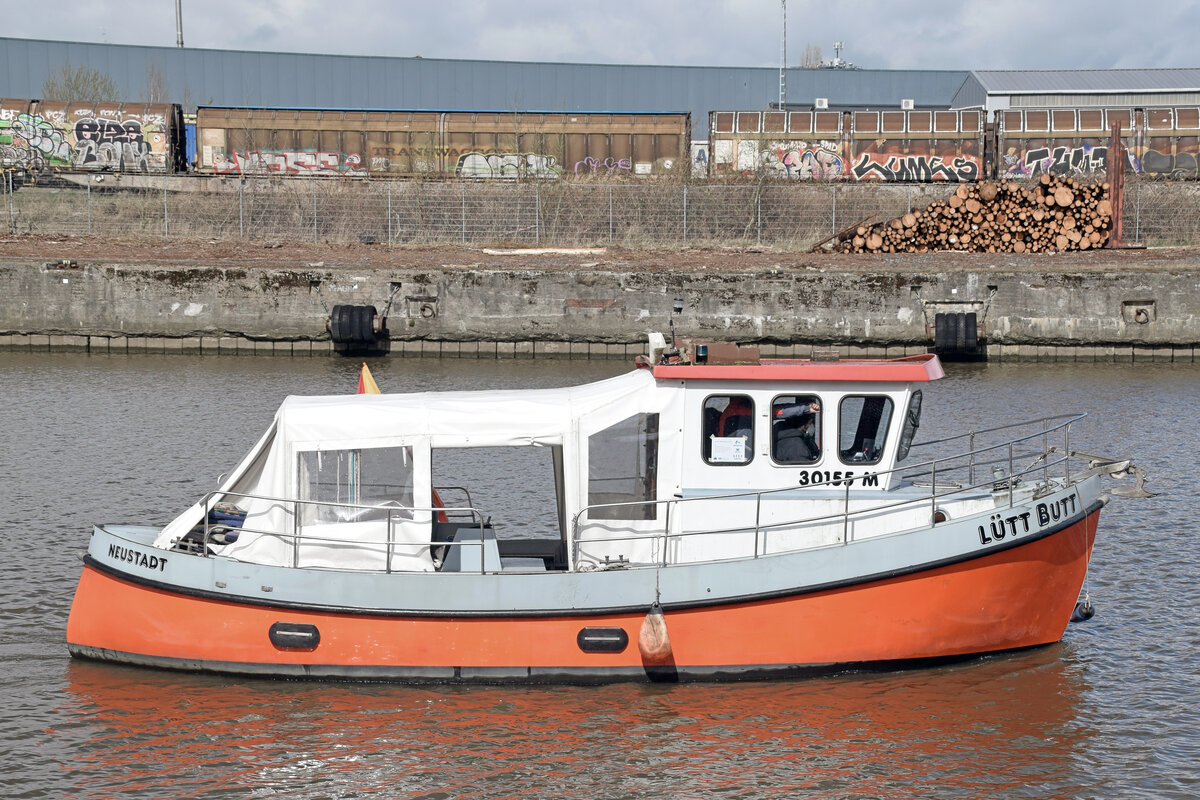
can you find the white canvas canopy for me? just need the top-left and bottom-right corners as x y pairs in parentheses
(154, 369), (676, 569)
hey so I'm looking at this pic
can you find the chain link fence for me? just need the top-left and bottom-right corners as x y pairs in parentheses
(2, 172), (1196, 249)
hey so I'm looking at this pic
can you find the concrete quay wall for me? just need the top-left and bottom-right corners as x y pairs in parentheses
(1, 258), (1198, 362)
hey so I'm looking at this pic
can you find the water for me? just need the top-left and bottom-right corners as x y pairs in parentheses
(1, 352), (1197, 799)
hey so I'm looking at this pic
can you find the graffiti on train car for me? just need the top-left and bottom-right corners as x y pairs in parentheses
(455, 152), (561, 179)
(574, 156), (632, 175)
(1, 104), (175, 173)
(1140, 150), (1200, 178)
(762, 142), (844, 180)
(3, 113), (72, 168)
(72, 117), (152, 170)
(997, 144), (1165, 178)
(1001, 144), (1108, 178)
(851, 153), (980, 182)
(212, 150), (369, 177)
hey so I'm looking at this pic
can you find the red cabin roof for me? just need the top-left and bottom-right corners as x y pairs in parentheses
(652, 354), (944, 382)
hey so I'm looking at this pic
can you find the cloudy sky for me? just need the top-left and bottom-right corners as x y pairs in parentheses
(5, 0), (1198, 70)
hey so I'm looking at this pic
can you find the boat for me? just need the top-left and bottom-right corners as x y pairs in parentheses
(66, 341), (1148, 682)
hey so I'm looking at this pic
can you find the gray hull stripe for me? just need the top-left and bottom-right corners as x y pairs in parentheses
(84, 501), (1100, 619)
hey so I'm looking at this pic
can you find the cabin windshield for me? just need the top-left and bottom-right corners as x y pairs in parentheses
(839, 395), (894, 465)
(896, 390), (923, 462)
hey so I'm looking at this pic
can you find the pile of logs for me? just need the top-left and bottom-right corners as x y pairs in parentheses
(843, 175), (1112, 254)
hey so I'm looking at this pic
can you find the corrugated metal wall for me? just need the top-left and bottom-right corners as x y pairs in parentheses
(0, 37), (969, 140)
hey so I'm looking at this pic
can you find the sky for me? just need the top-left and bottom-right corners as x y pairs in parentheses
(3, 0), (1198, 71)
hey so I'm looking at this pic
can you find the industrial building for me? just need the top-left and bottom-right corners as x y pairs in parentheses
(0, 37), (969, 141)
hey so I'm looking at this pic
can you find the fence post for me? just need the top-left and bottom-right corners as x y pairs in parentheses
(163, 172), (169, 236)
(608, 185), (613, 242)
(683, 184), (688, 245)
(238, 178), (244, 239)
(87, 181), (92, 234)
(1134, 181), (1142, 244)
(387, 181), (392, 246)
(906, 185), (912, 215)
(312, 180), (318, 244)
(461, 182), (466, 244)
(5, 172), (12, 234)
(831, 184), (838, 235)
(535, 183), (540, 245)
(756, 190), (762, 245)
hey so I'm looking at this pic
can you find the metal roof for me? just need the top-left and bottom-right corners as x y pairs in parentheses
(0, 37), (968, 139)
(972, 69), (1200, 94)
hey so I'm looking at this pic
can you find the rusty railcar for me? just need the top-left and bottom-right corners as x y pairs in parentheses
(706, 109), (984, 182)
(195, 107), (689, 179)
(0, 99), (182, 174)
(847, 109), (984, 182)
(707, 110), (847, 179)
(997, 108), (1137, 179)
(1133, 107), (1200, 178)
(983, 106), (1200, 180)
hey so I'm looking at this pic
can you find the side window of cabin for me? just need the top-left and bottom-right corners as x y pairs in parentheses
(771, 395), (822, 465)
(588, 413), (659, 521)
(896, 391), (923, 462)
(838, 396), (894, 465)
(298, 446), (415, 524)
(703, 395), (754, 465)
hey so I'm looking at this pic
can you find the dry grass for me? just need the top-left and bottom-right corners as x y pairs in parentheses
(2, 176), (1193, 249)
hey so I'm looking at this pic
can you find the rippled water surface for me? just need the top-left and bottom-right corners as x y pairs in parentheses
(1, 353), (1197, 799)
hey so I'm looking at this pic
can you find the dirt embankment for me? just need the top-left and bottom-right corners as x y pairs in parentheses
(3, 233), (1200, 275)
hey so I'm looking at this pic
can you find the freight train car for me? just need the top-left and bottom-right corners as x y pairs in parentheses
(709, 106), (1200, 182)
(707, 109), (985, 182)
(0, 99), (183, 174)
(194, 107), (690, 179)
(998, 107), (1200, 179)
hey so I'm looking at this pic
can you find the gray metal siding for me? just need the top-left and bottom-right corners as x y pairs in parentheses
(0, 37), (967, 139)
(950, 75), (987, 109)
(974, 69), (1200, 94)
(1008, 92), (1200, 108)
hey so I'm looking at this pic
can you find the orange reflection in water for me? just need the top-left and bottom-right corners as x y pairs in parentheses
(59, 646), (1093, 799)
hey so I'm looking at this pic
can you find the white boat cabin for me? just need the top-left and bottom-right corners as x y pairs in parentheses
(155, 353), (945, 573)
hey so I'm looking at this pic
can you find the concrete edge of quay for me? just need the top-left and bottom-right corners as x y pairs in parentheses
(3, 254), (1199, 364)
(0, 333), (1193, 363)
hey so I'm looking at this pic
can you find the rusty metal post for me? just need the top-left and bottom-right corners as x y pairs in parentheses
(1106, 122), (1128, 248)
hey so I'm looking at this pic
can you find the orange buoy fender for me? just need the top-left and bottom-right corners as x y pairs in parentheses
(637, 602), (674, 666)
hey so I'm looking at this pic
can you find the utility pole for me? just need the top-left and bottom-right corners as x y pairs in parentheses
(778, 0), (787, 109)
(176, 0), (185, 47)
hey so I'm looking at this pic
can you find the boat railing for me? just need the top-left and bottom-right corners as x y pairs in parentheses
(183, 413), (1087, 574)
(907, 412), (1084, 488)
(571, 412), (1086, 568)
(193, 490), (498, 573)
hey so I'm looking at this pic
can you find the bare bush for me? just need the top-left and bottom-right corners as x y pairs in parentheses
(4, 176), (1198, 250)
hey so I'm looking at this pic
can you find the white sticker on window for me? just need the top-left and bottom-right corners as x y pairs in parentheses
(710, 437), (747, 463)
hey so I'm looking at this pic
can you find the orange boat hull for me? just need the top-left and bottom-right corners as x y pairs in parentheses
(67, 510), (1098, 680)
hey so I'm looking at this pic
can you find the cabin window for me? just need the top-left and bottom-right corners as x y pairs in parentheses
(588, 413), (659, 520)
(838, 396), (894, 465)
(298, 446), (415, 524)
(703, 395), (754, 465)
(896, 391), (923, 462)
(771, 395), (822, 464)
